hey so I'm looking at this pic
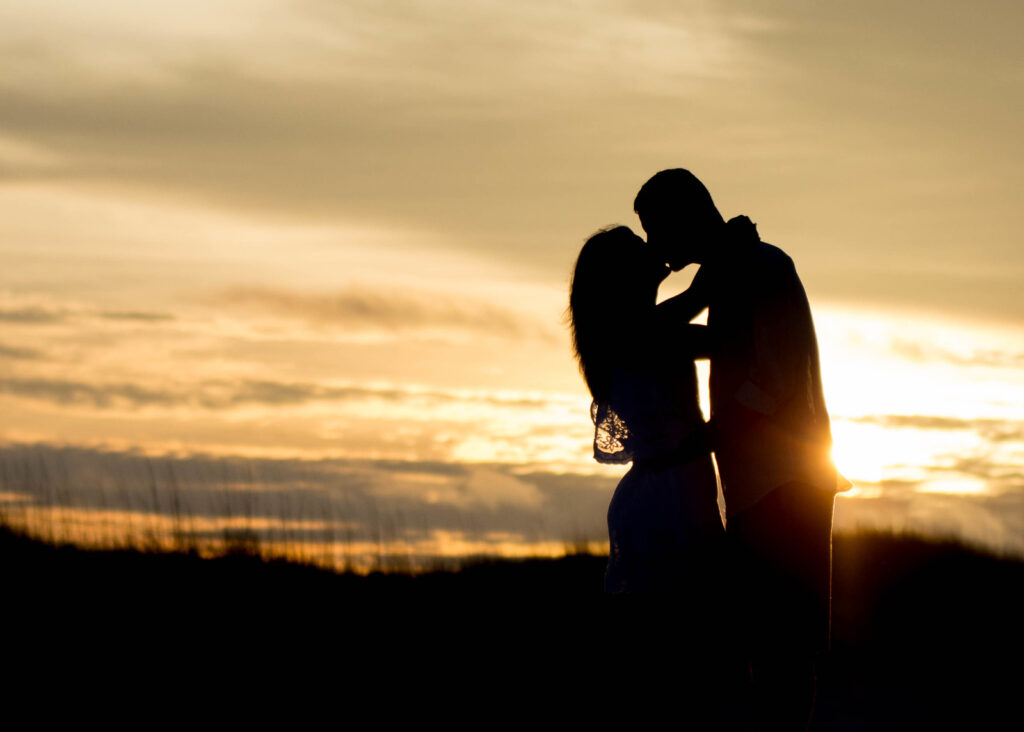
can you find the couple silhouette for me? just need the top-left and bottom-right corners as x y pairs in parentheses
(569, 169), (848, 729)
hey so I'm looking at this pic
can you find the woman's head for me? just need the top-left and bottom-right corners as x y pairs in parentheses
(568, 225), (665, 400)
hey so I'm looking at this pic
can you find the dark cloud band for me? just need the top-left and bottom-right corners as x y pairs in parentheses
(0, 376), (554, 411)
(210, 286), (549, 340)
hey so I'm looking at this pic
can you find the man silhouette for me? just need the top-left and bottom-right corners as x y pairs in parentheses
(635, 169), (846, 729)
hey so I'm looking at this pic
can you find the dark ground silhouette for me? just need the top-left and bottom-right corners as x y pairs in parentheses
(3, 526), (1021, 728)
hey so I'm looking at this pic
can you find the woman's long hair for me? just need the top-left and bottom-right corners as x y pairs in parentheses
(568, 226), (655, 403)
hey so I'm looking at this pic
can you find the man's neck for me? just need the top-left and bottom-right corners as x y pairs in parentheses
(692, 222), (730, 266)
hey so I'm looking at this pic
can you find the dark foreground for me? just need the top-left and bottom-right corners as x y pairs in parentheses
(3, 527), (1022, 729)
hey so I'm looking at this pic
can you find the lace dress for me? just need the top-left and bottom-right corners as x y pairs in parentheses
(597, 350), (724, 594)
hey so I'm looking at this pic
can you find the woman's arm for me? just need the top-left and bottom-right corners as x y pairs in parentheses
(655, 265), (712, 323)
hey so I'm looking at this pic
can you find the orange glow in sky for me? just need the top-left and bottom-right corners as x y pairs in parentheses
(2, 2), (1023, 561)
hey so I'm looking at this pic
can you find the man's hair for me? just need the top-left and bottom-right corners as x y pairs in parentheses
(633, 168), (723, 229)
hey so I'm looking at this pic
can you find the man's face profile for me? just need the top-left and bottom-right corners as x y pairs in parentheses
(643, 215), (694, 271)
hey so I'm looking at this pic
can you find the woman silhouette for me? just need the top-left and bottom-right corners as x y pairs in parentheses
(569, 225), (724, 593)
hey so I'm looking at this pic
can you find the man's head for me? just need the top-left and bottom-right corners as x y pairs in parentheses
(634, 168), (725, 269)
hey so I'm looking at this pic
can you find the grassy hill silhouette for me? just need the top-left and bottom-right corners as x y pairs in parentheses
(3, 524), (1021, 728)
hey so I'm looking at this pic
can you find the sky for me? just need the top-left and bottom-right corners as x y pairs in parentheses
(2, 1), (1023, 567)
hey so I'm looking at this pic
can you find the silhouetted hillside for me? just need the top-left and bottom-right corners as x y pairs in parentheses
(3, 526), (1021, 728)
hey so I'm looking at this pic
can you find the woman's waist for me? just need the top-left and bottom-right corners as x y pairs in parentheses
(628, 448), (716, 481)
(629, 426), (707, 467)
(628, 419), (703, 447)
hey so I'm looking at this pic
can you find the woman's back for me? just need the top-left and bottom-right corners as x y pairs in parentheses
(606, 343), (705, 462)
(602, 341), (723, 593)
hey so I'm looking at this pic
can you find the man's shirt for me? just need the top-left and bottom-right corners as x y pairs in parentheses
(707, 222), (845, 516)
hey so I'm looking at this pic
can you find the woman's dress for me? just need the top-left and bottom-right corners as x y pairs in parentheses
(596, 348), (724, 594)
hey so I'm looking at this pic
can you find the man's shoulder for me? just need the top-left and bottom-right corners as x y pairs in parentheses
(708, 240), (802, 306)
(753, 241), (795, 270)
(746, 242), (802, 292)
(724, 241), (796, 284)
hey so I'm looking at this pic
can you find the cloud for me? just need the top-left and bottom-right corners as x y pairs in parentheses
(0, 376), (321, 409)
(850, 415), (976, 431)
(0, 1), (776, 274)
(847, 415), (1024, 440)
(889, 339), (1024, 369)
(981, 425), (1024, 444)
(0, 135), (62, 169)
(0, 342), (44, 360)
(2, 0), (1023, 323)
(0, 443), (615, 560)
(210, 286), (551, 340)
(836, 478), (1024, 557)
(968, 351), (1024, 368)
(0, 306), (67, 324)
(0, 302), (175, 327)
(0, 378), (177, 409)
(6, 440), (1022, 563)
(0, 375), (555, 411)
(940, 455), (1024, 484)
(98, 310), (176, 322)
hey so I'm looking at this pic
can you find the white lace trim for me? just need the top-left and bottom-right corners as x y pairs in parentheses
(592, 400), (634, 464)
